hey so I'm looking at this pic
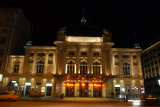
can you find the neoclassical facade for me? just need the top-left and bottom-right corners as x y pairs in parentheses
(3, 25), (144, 98)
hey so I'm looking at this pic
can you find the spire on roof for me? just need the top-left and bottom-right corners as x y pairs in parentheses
(81, 8), (86, 25)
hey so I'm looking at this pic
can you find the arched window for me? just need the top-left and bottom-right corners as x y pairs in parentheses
(93, 61), (101, 74)
(123, 62), (130, 75)
(66, 60), (75, 74)
(36, 60), (44, 73)
(80, 60), (88, 74)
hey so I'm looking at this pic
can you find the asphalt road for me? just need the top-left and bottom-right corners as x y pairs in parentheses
(0, 101), (159, 107)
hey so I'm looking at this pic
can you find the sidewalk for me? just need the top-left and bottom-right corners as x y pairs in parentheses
(19, 96), (127, 103)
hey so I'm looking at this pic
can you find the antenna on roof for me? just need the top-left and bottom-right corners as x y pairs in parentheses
(81, 8), (86, 25)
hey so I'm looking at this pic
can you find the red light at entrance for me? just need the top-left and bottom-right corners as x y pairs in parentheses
(81, 83), (85, 87)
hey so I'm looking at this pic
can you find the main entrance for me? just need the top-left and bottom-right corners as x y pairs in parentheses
(65, 82), (102, 97)
(80, 83), (88, 97)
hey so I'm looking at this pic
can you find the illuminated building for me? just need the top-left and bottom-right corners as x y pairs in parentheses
(3, 18), (144, 98)
(141, 41), (160, 95)
(0, 8), (30, 91)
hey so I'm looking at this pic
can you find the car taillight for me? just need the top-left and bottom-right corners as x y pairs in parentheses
(11, 95), (19, 98)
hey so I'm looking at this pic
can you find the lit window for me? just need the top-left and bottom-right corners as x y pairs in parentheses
(123, 62), (130, 75)
(66, 60), (75, 74)
(80, 60), (88, 74)
(93, 62), (100, 74)
(36, 60), (44, 73)
(14, 64), (19, 73)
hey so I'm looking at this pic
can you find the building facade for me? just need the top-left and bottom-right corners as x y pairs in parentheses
(141, 41), (160, 95)
(0, 8), (30, 91)
(3, 25), (144, 98)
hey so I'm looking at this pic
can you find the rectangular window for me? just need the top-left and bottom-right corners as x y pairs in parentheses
(30, 53), (34, 56)
(0, 37), (6, 45)
(81, 52), (87, 56)
(14, 64), (19, 73)
(133, 55), (137, 58)
(49, 53), (53, 56)
(37, 53), (45, 56)
(94, 52), (99, 56)
(0, 49), (4, 56)
(2, 29), (8, 33)
(122, 55), (129, 58)
(69, 52), (74, 56)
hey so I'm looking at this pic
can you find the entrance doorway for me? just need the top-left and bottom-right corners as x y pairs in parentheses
(115, 87), (120, 96)
(25, 83), (31, 96)
(7, 80), (19, 95)
(93, 83), (102, 97)
(80, 83), (88, 97)
(66, 83), (74, 97)
(46, 83), (52, 96)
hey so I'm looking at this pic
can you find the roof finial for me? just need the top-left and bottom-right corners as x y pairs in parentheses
(81, 8), (86, 25)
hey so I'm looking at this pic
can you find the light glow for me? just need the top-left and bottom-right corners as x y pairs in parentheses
(132, 100), (141, 105)
(41, 87), (45, 92)
(115, 84), (120, 87)
(46, 83), (52, 86)
(75, 83), (79, 87)
(94, 84), (101, 87)
(0, 74), (2, 82)
(67, 36), (102, 42)
(67, 83), (74, 87)
(81, 83), (85, 87)
(12, 81), (17, 83)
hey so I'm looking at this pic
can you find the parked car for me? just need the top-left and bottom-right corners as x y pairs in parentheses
(0, 91), (19, 101)
(131, 94), (159, 106)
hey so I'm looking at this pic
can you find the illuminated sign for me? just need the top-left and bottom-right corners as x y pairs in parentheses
(94, 84), (101, 87)
(115, 84), (120, 87)
(46, 83), (52, 86)
(12, 81), (17, 83)
(0, 74), (2, 82)
(41, 87), (45, 92)
(67, 83), (74, 87)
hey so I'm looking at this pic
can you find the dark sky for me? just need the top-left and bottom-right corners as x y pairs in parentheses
(1, 0), (160, 49)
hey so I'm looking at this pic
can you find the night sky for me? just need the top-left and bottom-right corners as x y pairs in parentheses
(0, 0), (160, 49)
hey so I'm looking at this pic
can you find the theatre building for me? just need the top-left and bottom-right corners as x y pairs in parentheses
(3, 24), (144, 98)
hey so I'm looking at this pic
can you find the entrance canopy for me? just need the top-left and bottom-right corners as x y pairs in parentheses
(53, 74), (116, 83)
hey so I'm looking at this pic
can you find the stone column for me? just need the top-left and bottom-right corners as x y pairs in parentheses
(76, 48), (79, 74)
(44, 53), (48, 74)
(130, 54), (134, 76)
(105, 49), (111, 75)
(89, 48), (92, 74)
(32, 53), (37, 74)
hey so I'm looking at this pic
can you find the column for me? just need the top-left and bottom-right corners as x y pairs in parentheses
(76, 49), (79, 74)
(105, 49), (111, 75)
(44, 53), (49, 74)
(89, 48), (92, 74)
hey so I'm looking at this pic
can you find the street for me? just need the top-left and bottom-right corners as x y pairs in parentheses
(0, 101), (159, 107)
